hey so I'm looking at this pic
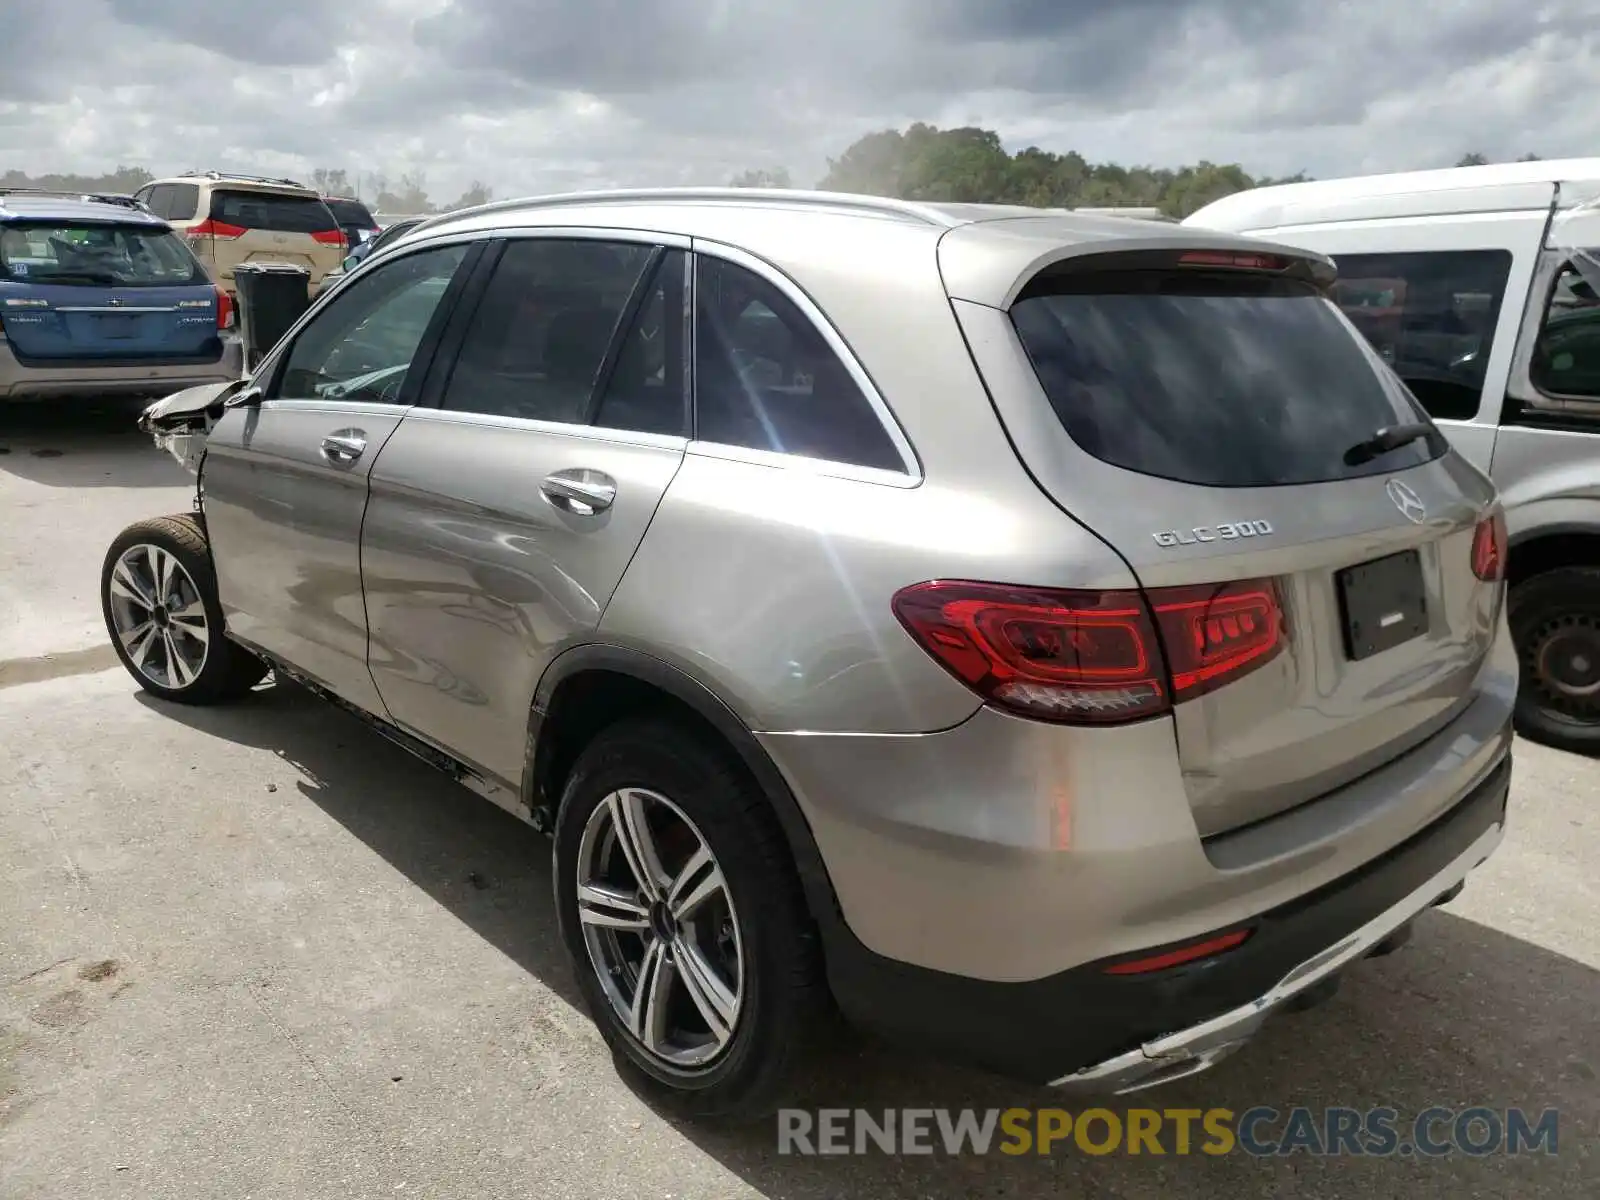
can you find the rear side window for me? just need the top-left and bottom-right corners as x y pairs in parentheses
(1530, 258), (1600, 400)
(0, 221), (207, 287)
(438, 238), (654, 422)
(694, 256), (904, 471)
(210, 190), (338, 234)
(1331, 250), (1512, 420)
(165, 184), (200, 222)
(1011, 269), (1445, 488)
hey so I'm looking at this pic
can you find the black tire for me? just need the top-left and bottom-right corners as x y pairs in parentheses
(100, 514), (267, 705)
(553, 716), (826, 1121)
(1509, 566), (1600, 755)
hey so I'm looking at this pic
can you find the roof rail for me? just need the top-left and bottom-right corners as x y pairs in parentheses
(0, 188), (150, 211)
(177, 170), (309, 189)
(425, 186), (969, 229)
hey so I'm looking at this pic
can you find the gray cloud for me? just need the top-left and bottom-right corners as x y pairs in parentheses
(0, 0), (1595, 205)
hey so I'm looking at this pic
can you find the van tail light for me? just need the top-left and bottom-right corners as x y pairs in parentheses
(1471, 511), (1507, 582)
(892, 578), (1285, 725)
(214, 285), (234, 331)
(187, 219), (246, 243)
(311, 228), (346, 249)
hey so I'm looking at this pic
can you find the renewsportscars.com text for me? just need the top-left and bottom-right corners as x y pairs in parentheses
(776, 1106), (1560, 1158)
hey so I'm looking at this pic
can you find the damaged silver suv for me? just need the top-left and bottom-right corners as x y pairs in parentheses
(103, 189), (1515, 1118)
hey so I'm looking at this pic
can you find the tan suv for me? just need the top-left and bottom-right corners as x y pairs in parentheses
(133, 172), (346, 298)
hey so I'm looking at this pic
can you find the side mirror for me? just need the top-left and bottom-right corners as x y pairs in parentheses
(342, 254), (360, 272)
(223, 386), (263, 410)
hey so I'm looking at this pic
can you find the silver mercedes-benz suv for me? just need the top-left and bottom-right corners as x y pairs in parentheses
(103, 188), (1515, 1119)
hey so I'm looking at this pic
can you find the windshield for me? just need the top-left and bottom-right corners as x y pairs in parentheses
(326, 198), (376, 227)
(1011, 269), (1446, 488)
(0, 220), (208, 287)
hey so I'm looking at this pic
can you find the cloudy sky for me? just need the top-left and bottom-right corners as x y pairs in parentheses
(1, 0), (1595, 204)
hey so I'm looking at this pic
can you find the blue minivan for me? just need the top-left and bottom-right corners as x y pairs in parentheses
(0, 191), (243, 400)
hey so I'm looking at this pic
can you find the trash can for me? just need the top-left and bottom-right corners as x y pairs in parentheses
(232, 262), (312, 370)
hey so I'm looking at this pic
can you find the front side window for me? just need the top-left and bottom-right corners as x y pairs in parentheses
(438, 238), (654, 422)
(693, 256), (904, 471)
(0, 221), (208, 287)
(1530, 258), (1600, 400)
(1331, 249), (1512, 420)
(274, 243), (468, 404)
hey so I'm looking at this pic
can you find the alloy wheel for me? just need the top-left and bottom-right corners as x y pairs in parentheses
(106, 543), (211, 690)
(575, 787), (745, 1070)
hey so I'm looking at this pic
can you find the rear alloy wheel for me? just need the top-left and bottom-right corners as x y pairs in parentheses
(1509, 566), (1600, 755)
(100, 515), (267, 705)
(553, 717), (825, 1120)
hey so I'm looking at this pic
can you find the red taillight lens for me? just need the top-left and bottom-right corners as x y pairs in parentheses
(214, 286), (233, 331)
(1471, 511), (1507, 582)
(1148, 581), (1287, 701)
(188, 219), (246, 241)
(1102, 928), (1253, 976)
(311, 228), (346, 248)
(891, 578), (1286, 725)
(1177, 250), (1288, 271)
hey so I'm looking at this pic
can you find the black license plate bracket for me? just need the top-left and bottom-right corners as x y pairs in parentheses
(1337, 549), (1428, 661)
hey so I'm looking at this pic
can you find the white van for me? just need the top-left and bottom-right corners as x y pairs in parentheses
(1187, 159), (1600, 754)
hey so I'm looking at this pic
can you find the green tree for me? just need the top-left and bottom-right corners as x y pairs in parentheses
(1456, 152), (1490, 167)
(447, 180), (494, 210)
(311, 167), (356, 197)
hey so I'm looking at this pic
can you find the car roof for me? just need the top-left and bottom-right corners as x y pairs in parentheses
(1184, 157), (1600, 233)
(0, 192), (169, 227)
(396, 187), (1324, 309)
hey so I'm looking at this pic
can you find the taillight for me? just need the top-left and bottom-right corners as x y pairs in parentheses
(188, 219), (246, 241)
(1102, 928), (1253, 976)
(311, 229), (346, 249)
(891, 578), (1285, 725)
(1472, 511), (1507, 582)
(215, 286), (234, 331)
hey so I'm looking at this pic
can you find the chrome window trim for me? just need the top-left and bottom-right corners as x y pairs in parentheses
(685, 439), (920, 489)
(688, 237), (923, 481)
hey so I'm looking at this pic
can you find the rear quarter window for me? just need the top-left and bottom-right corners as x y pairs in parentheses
(1010, 268), (1446, 488)
(211, 190), (338, 234)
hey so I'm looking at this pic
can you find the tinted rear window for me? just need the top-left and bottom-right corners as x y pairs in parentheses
(210, 190), (338, 234)
(1010, 270), (1445, 488)
(325, 198), (376, 227)
(0, 221), (207, 287)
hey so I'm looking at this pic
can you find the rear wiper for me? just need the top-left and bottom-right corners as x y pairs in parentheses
(1342, 422), (1435, 466)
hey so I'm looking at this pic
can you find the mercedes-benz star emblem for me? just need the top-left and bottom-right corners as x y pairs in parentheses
(1386, 479), (1427, 524)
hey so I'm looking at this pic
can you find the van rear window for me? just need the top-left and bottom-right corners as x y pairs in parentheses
(0, 221), (207, 287)
(1010, 270), (1446, 488)
(210, 190), (338, 234)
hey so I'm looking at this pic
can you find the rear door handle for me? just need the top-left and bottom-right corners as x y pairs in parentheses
(541, 469), (617, 516)
(320, 430), (367, 463)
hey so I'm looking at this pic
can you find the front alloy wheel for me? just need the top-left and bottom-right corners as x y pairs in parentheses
(107, 542), (210, 690)
(100, 514), (267, 705)
(576, 788), (745, 1069)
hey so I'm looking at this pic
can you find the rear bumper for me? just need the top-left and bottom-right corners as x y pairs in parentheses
(818, 756), (1508, 1087)
(0, 337), (243, 399)
(758, 616), (1516, 1083)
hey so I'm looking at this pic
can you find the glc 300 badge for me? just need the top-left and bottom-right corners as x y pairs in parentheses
(1152, 520), (1274, 548)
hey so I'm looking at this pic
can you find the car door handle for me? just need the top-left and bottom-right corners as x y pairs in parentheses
(320, 431), (367, 463)
(541, 469), (616, 516)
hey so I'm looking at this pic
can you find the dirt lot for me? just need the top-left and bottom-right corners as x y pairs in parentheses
(1, 400), (1595, 1198)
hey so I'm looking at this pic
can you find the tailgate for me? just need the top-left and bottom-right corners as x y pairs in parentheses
(1, 283), (219, 360)
(948, 238), (1504, 835)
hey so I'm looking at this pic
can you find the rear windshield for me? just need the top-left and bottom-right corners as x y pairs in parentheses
(325, 198), (376, 227)
(0, 221), (208, 287)
(1010, 270), (1446, 488)
(210, 190), (338, 234)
